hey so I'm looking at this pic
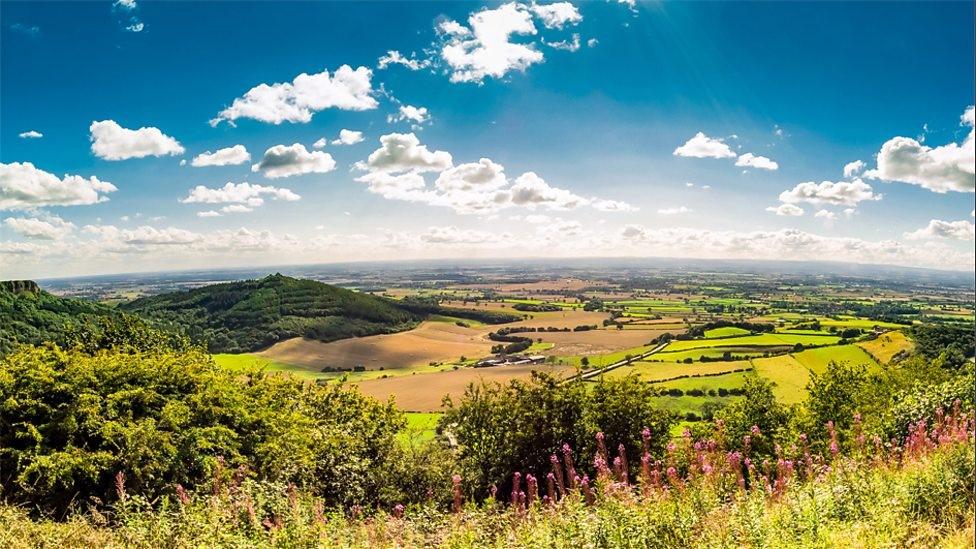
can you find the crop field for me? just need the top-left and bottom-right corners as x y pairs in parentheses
(792, 344), (879, 374)
(355, 363), (577, 412)
(652, 370), (751, 392)
(751, 354), (809, 403)
(647, 394), (738, 416)
(531, 328), (666, 357)
(663, 333), (841, 352)
(703, 327), (751, 338)
(602, 360), (752, 382)
(257, 320), (494, 371)
(648, 347), (780, 362)
(212, 353), (328, 381)
(858, 330), (914, 363)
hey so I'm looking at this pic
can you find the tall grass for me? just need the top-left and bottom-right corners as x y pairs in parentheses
(2, 409), (973, 548)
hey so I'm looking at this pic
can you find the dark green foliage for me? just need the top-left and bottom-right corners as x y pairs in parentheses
(0, 281), (121, 355)
(679, 320), (775, 339)
(121, 274), (423, 352)
(512, 303), (562, 312)
(441, 373), (674, 498)
(0, 344), (405, 515)
(397, 297), (521, 324)
(799, 360), (871, 451)
(909, 323), (975, 359)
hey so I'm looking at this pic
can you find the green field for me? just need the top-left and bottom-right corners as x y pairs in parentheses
(212, 353), (329, 381)
(792, 344), (878, 374)
(558, 343), (658, 367)
(664, 333), (840, 352)
(652, 370), (751, 392)
(603, 360), (752, 382)
(649, 347), (776, 362)
(398, 412), (442, 444)
(648, 394), (738, 416)
(751, 354), (809, 403)
(703, 326), (751, 338)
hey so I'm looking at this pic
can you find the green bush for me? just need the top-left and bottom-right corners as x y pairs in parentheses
(0, 344), (404, 514)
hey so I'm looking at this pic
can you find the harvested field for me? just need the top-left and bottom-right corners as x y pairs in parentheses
(355, 364), (577, 412)
(858, 331), (913, 363)
(532, 328), (668, 356)
(256, 321), (493, 371)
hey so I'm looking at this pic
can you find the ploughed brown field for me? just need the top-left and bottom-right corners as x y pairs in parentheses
(256, 321), (494, 371)
(354, 363), (578, 412)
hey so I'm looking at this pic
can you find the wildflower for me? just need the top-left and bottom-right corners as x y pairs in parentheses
(751, 425), (761, 437)
(452, 474), (463, 514)
(511, 472), (522, 506)
(114, 471), (126, 502)
(546, 472), (558, 502)
(551, 454), (566, 495)
(392, 504), (405, 519)
(526, 474), (538, 506)
(581, 475), (595, 505)
(562, 443), (578, 488)
(175, 483), (190, 505)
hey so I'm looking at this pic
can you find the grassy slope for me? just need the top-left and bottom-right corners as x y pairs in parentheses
(121, 274), (421, 353)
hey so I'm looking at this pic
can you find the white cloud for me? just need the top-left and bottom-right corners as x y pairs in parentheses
(18, 130), (43, 139)
(440, 3), (543, 84)
(190, 145), (250, 167)
(657, 206), (692, 215)
(843, 160), (866, 178)
(592, 198), (638, 212)
(766, 203), (804, 216)
(211, 65), (377, 126)
(126, 22), (144, 32)
(377, 50), (430, 70)
(220, 204), (253, 214)
(313, 138), (328, 149)
(361, 133), (453, 173)
(332, 129), (364, 145)
(356, 134), (632, 215)
(866, 105), (975, 193)
(904, 219), (975, 241)
(251, 143), (336, 178)
(778, 179), (881, 206)
(814, 209), (837, 225)
(509, 172), (589, 210)
(735, 152), (778, 171)
(530, 2), (582, 29)
(197, 210), (221, 218)
(420, 225), (499, 245)
(587, 38), (598, 48)
(181, 181), (300, 206)
(389, 105), (431, 125)
(0, 162), (117, 210)
(3, 215), (74, 240)
(89, 120), (184, 160)
(545, 33), (581, 52)
(673, 132), (737, 159)
(114, 0), (136, 10)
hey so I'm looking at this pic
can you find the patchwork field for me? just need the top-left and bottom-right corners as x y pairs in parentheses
(355, 363), (577, 412)
(602, 360), (752, 382)
(257, 320), (494, 371)
(858, 330), (913, 363)
(531, 328), (665, 357)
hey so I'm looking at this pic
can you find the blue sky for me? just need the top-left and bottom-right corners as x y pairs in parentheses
(1, 1), (974, 278)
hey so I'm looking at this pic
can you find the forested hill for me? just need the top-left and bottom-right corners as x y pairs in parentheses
(120, 274), (427, 353)
(0, 280), (118, 354)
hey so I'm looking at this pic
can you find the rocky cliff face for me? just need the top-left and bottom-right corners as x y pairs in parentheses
(0, 280), (41, 294)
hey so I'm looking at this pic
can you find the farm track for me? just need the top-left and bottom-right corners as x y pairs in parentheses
(568, 342), (670, 383)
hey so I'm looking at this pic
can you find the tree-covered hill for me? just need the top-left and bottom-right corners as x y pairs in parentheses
(0, 280), (119, 355)
(120, 274), (427, 353)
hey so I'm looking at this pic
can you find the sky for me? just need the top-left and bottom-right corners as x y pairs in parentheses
(1, 0), (974, 279)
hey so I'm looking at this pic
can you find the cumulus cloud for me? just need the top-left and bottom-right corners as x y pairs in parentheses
(0, 162), (117, 210)
(181, 181), (300, 207)
(545, 33), (581, 52)
(18, 130), (43, 139)
(312, 138), (328, 149)
(251, 143), (336, 178)
(419, 225), (500, 245)
(332, 129), (365, 146)
(89, 120), (184, 160)
(360, 133), (453, 173)
(735, 152), (779, 171)
(210, 65), (377, 126)
(766, 203), (804, 216)
(904, 219), (975, 241)
(389, 105), (431, 125)
(778, 179), (881, 206)
(377, 50), (431, 70)
(190, 145), (250, 167)
(529, 2), (582, 29)
(657, 206), (692, 215)
(197, 210), (221, 218)
(3, 215), (74, 240)
(355, 133), (633, 215)
(843, 160), (866, 178)
(866, 105), (975, 193)
(673, 132), (737, 159)
(440, 3), (543, 84)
